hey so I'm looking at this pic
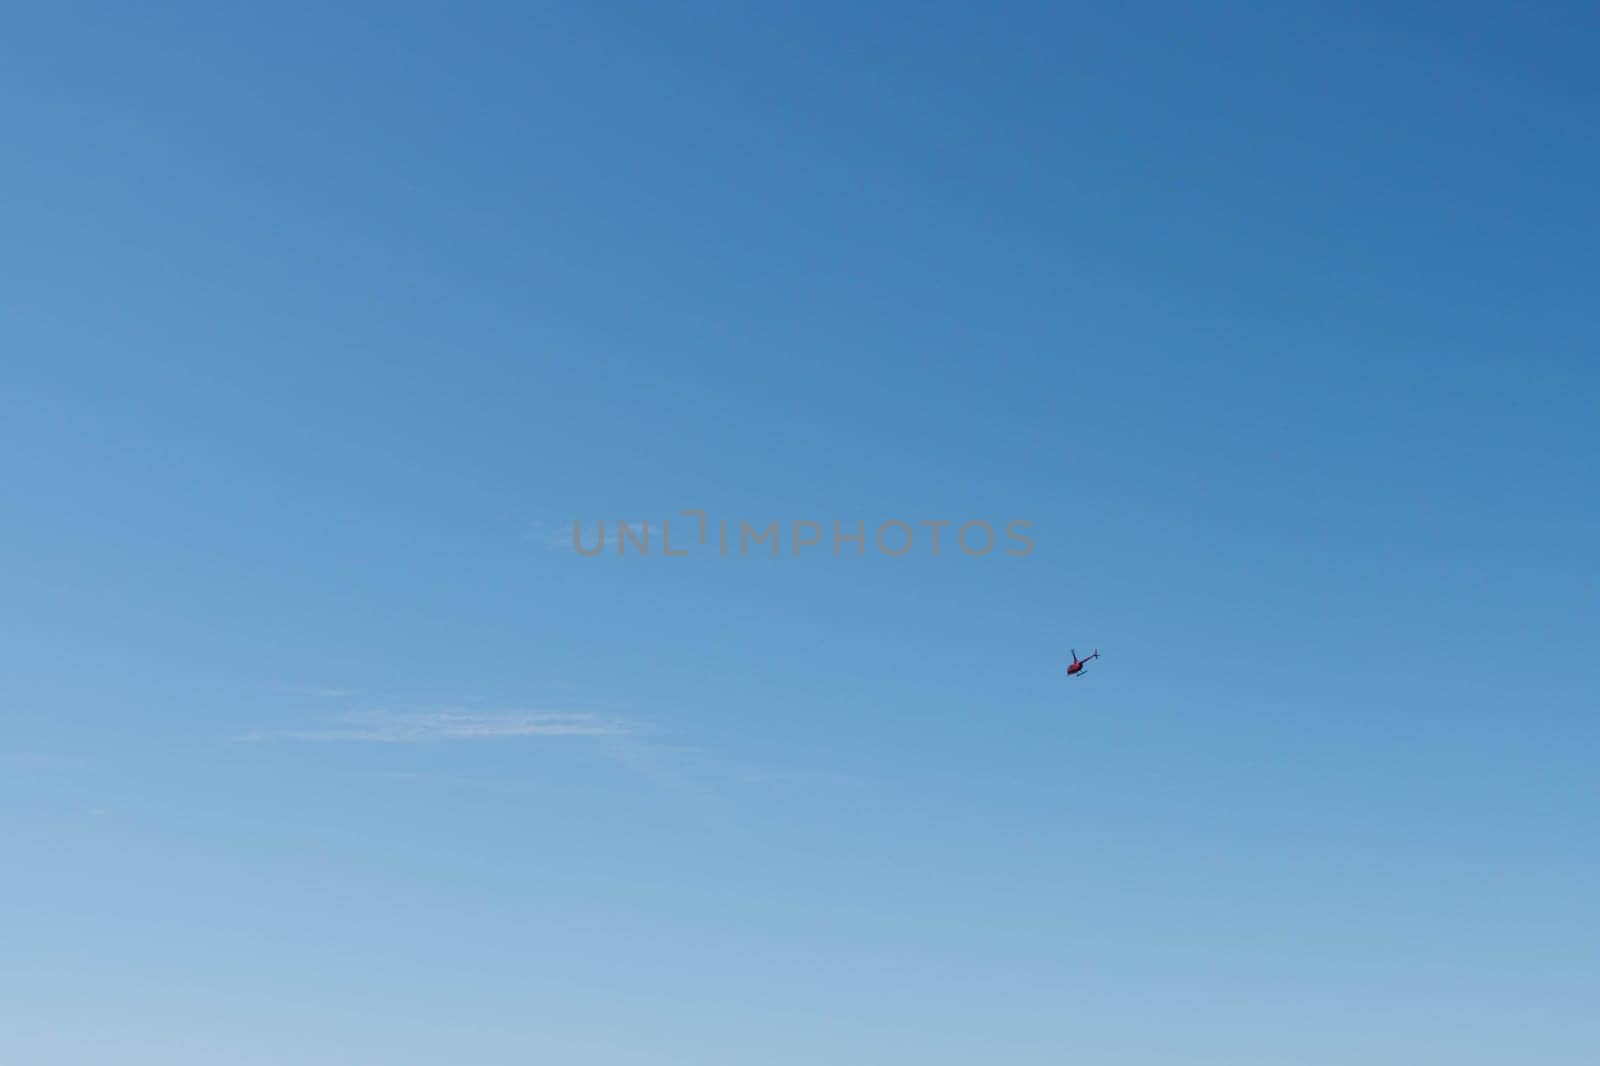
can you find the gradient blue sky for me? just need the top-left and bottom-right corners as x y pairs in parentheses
(4, 3), (1598, 1063)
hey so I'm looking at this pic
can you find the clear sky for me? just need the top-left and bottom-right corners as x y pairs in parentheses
(4, 3), (1598, 1063)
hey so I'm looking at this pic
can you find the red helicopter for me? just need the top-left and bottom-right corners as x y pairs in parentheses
(1065, 648), (1100, 677)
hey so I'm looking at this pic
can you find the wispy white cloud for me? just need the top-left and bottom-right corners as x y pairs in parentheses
(526, 519), (580, 553)
(1, 753), (84, 771)
(239, 709), (627, 744)
(526, 518), (654, 554)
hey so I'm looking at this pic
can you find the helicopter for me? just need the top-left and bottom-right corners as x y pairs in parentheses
(1065, 648), (1100, 677)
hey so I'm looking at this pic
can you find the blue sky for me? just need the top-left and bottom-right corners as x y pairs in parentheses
(4, 3), (1598, 1063)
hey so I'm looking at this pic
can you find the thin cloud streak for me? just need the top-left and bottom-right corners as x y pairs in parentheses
(1, 753), (85, 771)
(526, 519), (580, 553)
(240, 709), (627, 744)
